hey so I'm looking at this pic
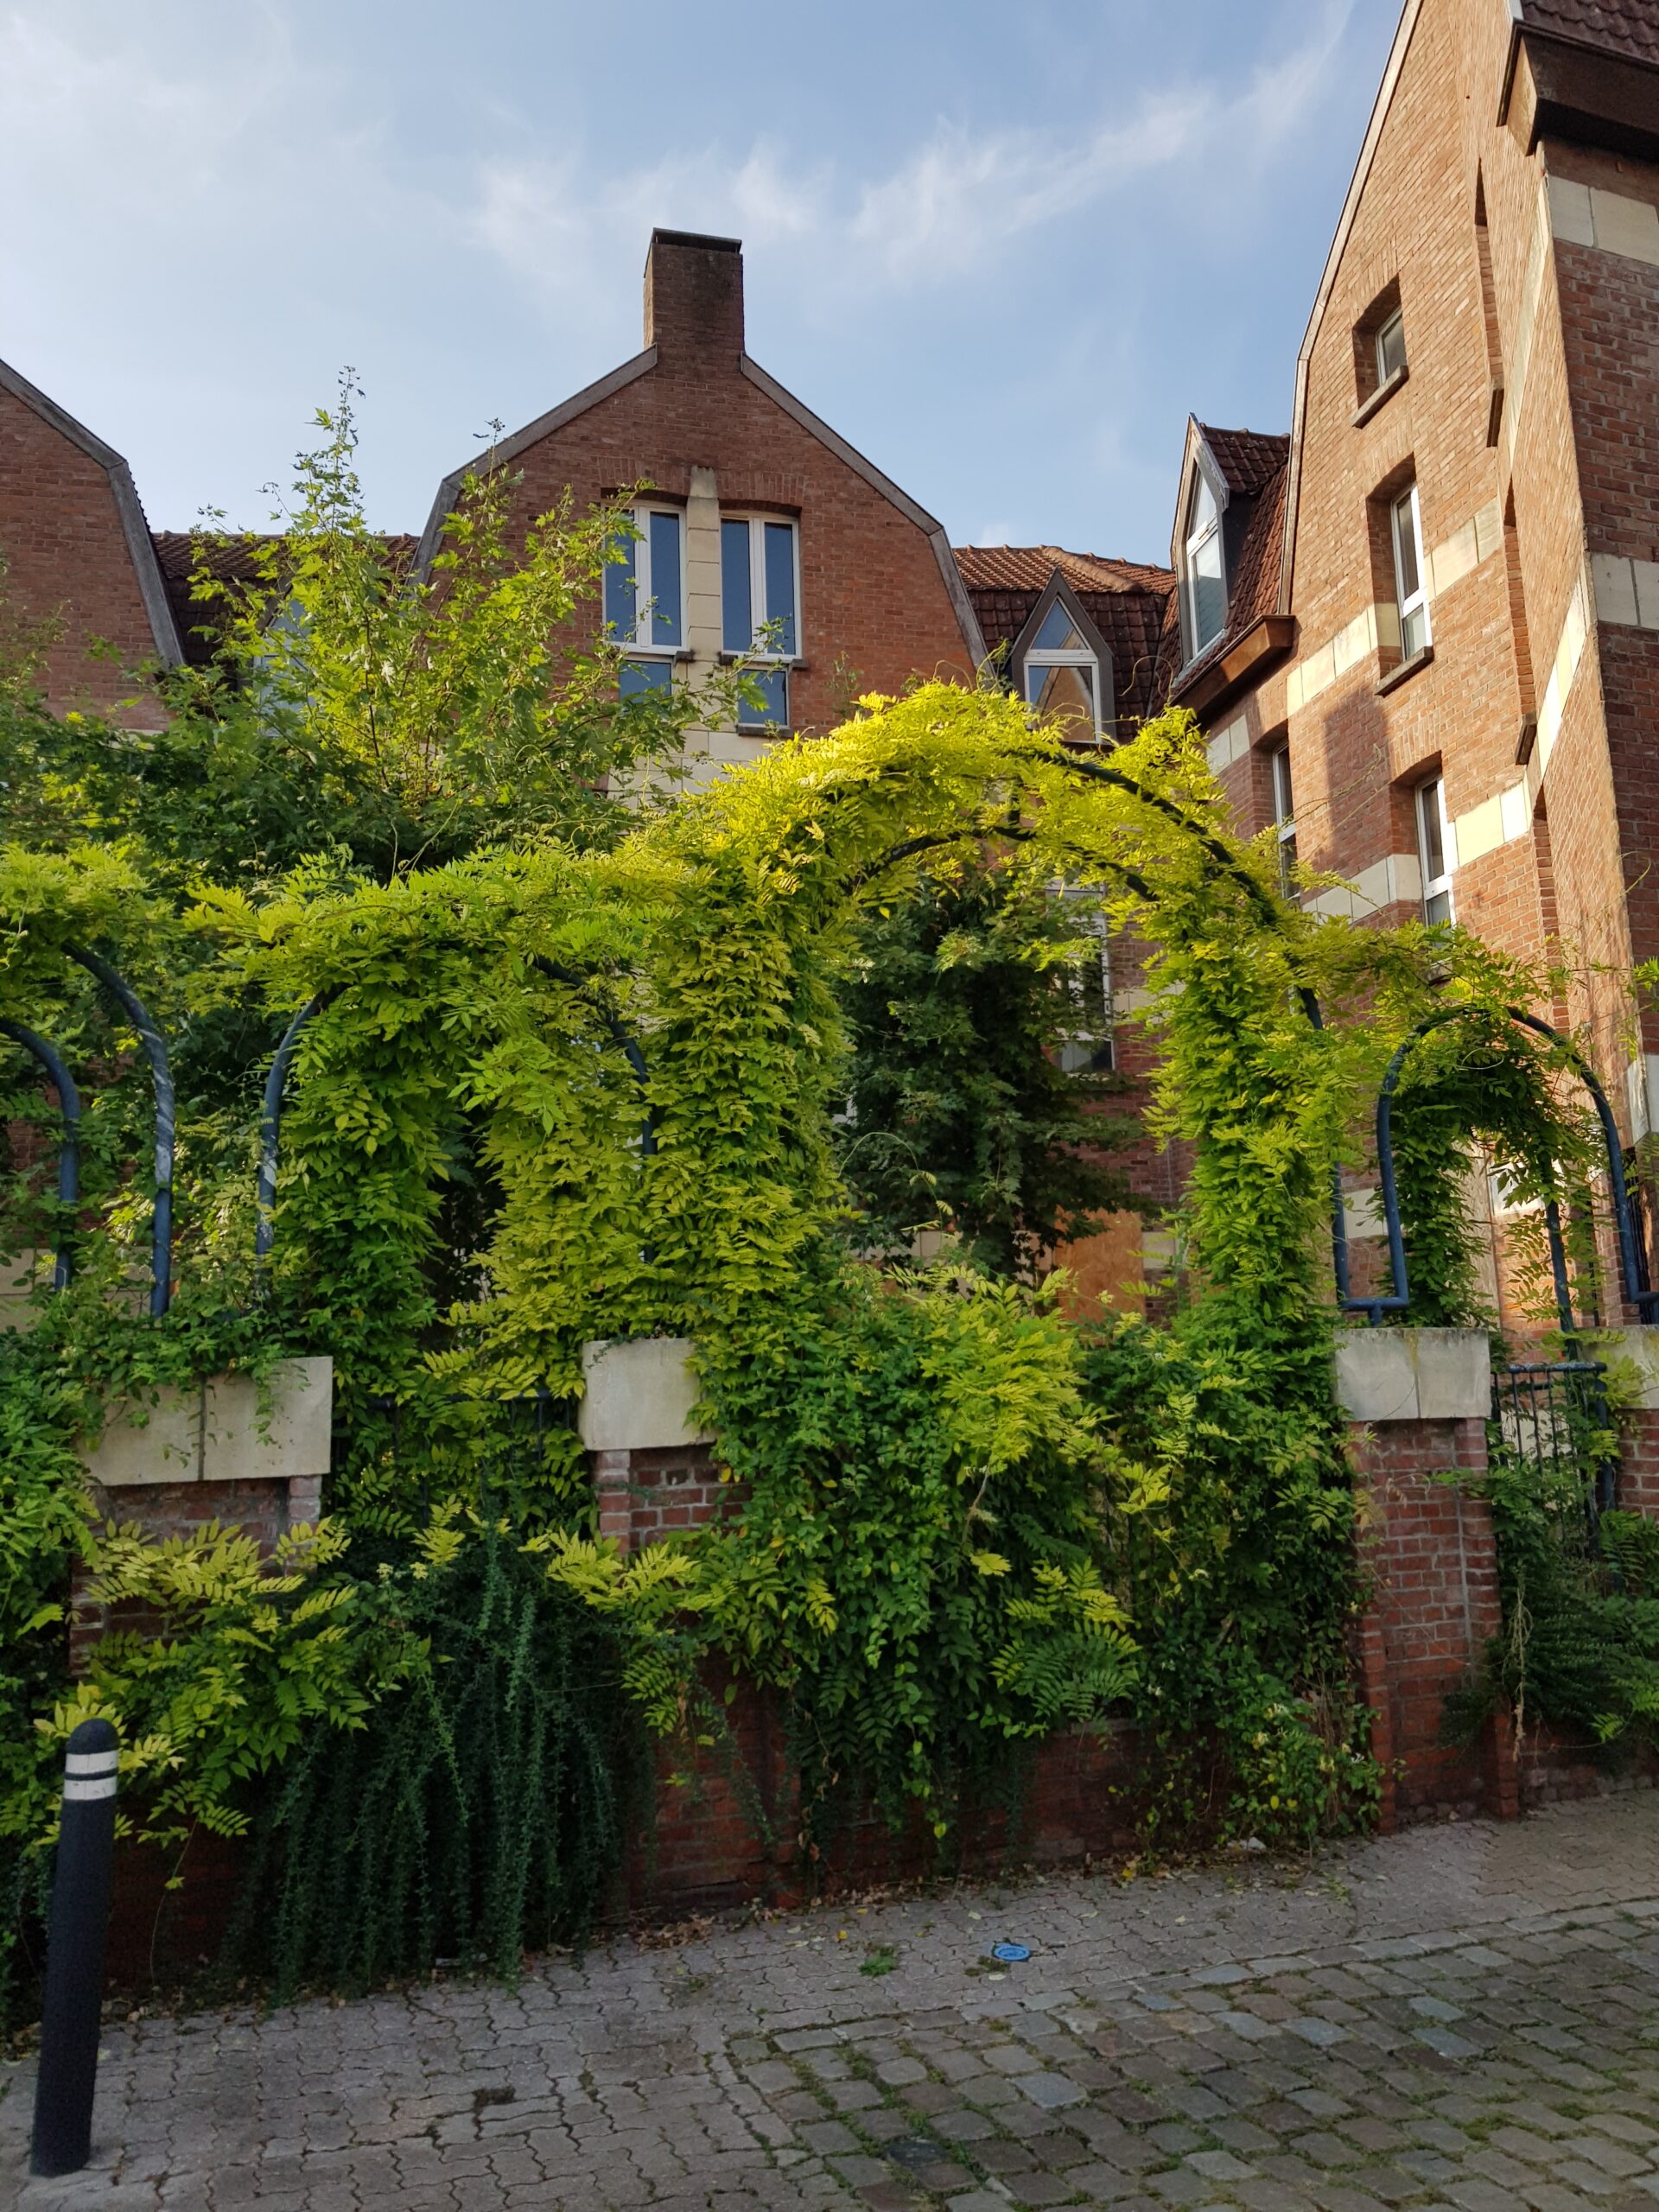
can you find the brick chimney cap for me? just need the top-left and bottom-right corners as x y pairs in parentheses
(649, 227), (741, 256)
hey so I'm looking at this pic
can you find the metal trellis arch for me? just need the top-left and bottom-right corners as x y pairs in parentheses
(1334, 1003), (1659, 1329)
(0, 1020), (82, 1291)
(253, 957), (656, 1294)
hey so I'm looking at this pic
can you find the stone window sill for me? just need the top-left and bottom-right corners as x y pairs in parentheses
(1352, 363), (1409, 429)
(1375, 645), (1435, 697)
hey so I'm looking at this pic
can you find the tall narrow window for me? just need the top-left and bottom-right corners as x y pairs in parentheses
(1391, 482), (1431, 662)
(1057, 896), (1114, 1074)
(1416, 775), (1454, 924)
(604, 505), (683, 697)
(1023, 602), (1103, 739)
(1375, 305), (1408, 387)
(1182, 471), (1225, 661)
(1270, 744), (1297, 893)
(721, 516), (798, 728)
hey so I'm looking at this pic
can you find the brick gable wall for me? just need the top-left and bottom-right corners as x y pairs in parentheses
(465, 238), (975, 776)
(499, 359), (974, 747)
(0, 385), (167, 726)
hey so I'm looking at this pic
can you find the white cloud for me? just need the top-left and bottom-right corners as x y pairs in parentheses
(0, 0), (1362, 537)
(467, 2), (1354, 310)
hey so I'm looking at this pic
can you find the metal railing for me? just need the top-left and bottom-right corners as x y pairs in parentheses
(1491, 1357), (1619, 1549)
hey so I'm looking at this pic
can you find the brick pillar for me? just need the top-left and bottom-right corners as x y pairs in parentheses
(1601, 1330), (1659, 1516)
(70, 1358), (333, 1674)
(71, 1474), (309, 1672)
(589, 1445), (738, 1554)
(1335, 1328), (1516, 1827)
(580, 1337), (722, 1557)
(594, 1449), (635, 1552)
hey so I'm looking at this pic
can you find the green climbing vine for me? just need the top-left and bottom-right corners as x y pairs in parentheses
(7, 616), (1625, 2010)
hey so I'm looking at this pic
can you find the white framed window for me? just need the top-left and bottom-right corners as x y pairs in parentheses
(1375, 305), (1407, 386)
(1391, 481), (1431, 662)
(1057, 893), (1114, 1074)
(1416, 774), (1454, 924)
(603, 505), (683, 699)
(1023, 602), (1103, 739)
(1270, 744), (1297, 893)
(1181, 469), (1225, 662)
(721, 515), (799, 729)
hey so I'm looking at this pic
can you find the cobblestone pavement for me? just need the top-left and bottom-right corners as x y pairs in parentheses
(8, 1793), (1659, 2212)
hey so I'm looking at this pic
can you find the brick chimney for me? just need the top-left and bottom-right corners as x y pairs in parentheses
(643, 229), (744, 364)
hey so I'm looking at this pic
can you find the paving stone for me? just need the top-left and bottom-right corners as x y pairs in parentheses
(10, 1796), (1659, 2212)
(1018, 2071), (1088, 2110)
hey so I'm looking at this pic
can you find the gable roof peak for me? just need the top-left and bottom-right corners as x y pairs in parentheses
(0, 350), (181, 667)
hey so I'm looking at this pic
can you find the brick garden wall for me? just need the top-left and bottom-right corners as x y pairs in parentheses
(96, 1356), (1658, 1982)
(69, 1471), (317, 1673)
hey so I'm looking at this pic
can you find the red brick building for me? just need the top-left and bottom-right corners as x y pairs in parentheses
(1160, 0), (1659, 1218)
(2, 230), (988, 774)
(4, 0), (1658, 1303)
(416, 228), (988, 782)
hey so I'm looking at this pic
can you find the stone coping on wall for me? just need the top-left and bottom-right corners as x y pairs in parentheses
(1599, 1327), (1659, 1410)
(579, 1336), (713, 1453)
(1333, 1325), (1491, 1422)
(75, 1355), (334, 1490)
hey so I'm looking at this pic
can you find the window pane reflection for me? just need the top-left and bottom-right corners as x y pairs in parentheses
(738, 664), (789, 727)
(604, 531), (636, 639)
(1026, 660), (1096, 732)
(763, 522), (797, 655)
(620, 658), (672, 699)
(1033, 603), (1089, 652)
(649, 511), (681, 647)
(721, 520), (753, 652)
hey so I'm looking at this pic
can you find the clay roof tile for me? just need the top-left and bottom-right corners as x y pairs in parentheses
(1520, 0), (1659, 68)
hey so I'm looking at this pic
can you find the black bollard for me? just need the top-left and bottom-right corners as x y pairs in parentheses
(30, 1717), (119, 2178)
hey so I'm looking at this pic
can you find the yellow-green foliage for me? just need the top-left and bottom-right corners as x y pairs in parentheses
(29, 1519), (418, 1851)
(2, 676), (1589, 1910)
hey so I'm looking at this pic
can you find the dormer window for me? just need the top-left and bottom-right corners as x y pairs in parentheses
(1181, 471), (1225, 661)
(1023, 602), (1103, 739)
(1011, 576), (1116, 743)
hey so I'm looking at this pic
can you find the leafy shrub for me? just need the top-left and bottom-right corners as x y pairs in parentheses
(1080, 1306), (1376, 1847)
(836, 854), (1138, 1274)
(226, 1515), (692, 1995)
(1471, 1447), (1659, 1756)
(696, 1259), (1137, 1842)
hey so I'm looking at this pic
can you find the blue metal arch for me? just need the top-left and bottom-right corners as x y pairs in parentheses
(63, 948), (174, 1317)
(1335, 1003), (1658, 1329)
(0, 1020), (81, 1291)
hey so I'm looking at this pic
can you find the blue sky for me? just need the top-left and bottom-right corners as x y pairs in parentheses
(1, 1), (1400, 563)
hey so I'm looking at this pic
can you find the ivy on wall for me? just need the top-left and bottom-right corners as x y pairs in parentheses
(4, 660), (1605, 2004)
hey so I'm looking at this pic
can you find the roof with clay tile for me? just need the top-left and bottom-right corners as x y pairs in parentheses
(151, 531), (420, 664)
(1194, 425), (1292, 500)
(953, 545), (1174, 733)
(1157, 454), (1291, 703)
(1520, 0), (1659, 69)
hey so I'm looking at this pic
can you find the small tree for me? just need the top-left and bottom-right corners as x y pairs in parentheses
(836, 850), (1140, 1275)
(3, 379), (744, 893)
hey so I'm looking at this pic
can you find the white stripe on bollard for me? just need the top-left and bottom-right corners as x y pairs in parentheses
(61, 1777), (118, 1802)
(64, 1753), (118, 1777)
